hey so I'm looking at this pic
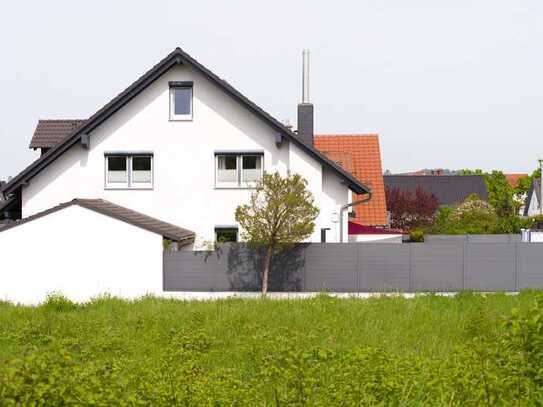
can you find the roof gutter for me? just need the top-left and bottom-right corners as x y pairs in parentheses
(339, 193), (372, 243)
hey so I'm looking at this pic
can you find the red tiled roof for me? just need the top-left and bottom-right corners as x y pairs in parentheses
(315, 134), (387, 226)
(504, 173), (528, 188)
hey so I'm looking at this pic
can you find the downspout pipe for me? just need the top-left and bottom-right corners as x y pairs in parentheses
(339, 193), (372, 243)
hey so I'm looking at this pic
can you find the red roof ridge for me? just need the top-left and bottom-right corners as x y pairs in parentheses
(315, 133), (379, 138)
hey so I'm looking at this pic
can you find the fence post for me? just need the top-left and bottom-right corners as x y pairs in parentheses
(302, 243), (311, 292)
(355, 244), (361, 293)
(462, 241), (467, 290)
(514, 242), (519, 291)
(408, 244), (412, 292)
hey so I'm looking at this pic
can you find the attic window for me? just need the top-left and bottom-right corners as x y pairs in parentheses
(169, 81), (193, 120)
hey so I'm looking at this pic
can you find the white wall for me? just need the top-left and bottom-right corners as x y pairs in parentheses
(526, 193), (540, 217)
(0, 205), (163, 304)
(21, 63), (349, 246)
(348, 234), (403, 243)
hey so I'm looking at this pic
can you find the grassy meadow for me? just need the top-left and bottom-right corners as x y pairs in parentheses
(0, 291), (542, 405)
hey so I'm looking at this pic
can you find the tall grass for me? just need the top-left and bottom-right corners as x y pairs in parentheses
(0, 291), (541, 404)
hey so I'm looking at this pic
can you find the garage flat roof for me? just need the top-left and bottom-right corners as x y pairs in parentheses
(0, 199), (195, 243)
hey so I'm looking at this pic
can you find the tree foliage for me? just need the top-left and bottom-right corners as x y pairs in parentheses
(385, 186), (439, 231)
(427, 194), (532, 234)
(235, 172), (319, 296)
(484, 171), (516, 218)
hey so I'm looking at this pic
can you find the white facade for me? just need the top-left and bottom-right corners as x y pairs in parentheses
(0, 205), (163, 304)
(21, 63), (350, 246)
(525, 192), (540, 217)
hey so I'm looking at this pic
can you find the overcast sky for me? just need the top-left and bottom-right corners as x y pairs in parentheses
(1, 0), (542, 180)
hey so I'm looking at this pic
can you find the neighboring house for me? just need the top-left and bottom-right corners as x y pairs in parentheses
(524, 179), (541, 217)
(0, 47), (370, 247)
(383, 175), (488, 206)
(314, 135), (387, 226)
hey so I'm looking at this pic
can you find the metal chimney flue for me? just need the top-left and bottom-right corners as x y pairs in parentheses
(302, 50), (310, 103)
(297, 49), (314, 146)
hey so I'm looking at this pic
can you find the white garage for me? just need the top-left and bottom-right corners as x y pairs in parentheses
(0, 199), (194, 304)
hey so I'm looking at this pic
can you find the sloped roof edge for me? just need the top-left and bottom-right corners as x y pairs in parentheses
(0, 198), (195, 242)
(2, 47), (370, 196)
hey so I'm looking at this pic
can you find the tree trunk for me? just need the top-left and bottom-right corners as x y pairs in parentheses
(262, 245), (273, 297)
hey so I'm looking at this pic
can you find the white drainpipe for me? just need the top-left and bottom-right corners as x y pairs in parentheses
(339, 193), (372, 243)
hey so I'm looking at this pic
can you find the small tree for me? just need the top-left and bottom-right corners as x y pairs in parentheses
(385, 186), (439, 231)
(484, 171), (515, 218)
(235, 172), (319, 297)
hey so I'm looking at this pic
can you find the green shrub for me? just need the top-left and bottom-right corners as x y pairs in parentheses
(40, 293), (79, 312)
(409, 230), (424, 242)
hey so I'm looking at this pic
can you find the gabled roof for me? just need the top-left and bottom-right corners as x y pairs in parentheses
(524, 179), (541, 217)
(315, 135), (387, 225)
(29, 119), (87, 149)
(2, 47), (370, 197)
(384, 175), (488, 206)
(0, 198), (195, 243)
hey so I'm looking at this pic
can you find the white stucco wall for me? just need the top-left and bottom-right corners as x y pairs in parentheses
(0, 205), (163, 304)
(21, 63), (349, 246)
(525, 193), (540, 217)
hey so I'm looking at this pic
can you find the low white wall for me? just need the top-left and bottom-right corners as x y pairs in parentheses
(348, 234), (403, 243)
(0, 205), (163, 304)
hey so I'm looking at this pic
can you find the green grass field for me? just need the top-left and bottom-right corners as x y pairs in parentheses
(1, 291), (542, 405)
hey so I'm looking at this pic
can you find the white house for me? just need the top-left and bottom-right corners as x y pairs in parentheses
(0, 47), (370, 249)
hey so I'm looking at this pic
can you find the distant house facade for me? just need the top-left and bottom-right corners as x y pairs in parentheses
(384, 175), (488, 206)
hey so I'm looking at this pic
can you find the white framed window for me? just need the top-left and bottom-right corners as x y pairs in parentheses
(105, 154), (153, 189)
(215, 153), (263, 188)
(169, 81), (193, 120)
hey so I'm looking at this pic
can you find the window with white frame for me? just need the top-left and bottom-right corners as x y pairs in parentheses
(105, 154), (153, 189)
(215, 153), (263, 188)
(169, 81), (193, 120)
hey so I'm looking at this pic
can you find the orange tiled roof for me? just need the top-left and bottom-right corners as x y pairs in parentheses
(315, 134), (387, 226)
(505, 173), (528, 188)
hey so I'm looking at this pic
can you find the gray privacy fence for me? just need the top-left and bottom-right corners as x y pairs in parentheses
(163, 242), (543, 292)
(424, 234), (521, 243)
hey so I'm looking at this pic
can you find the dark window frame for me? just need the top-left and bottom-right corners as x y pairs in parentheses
(104, 152), (154, 190)
(215, 226), (238, 243)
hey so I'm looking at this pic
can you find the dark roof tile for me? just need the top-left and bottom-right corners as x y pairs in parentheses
(29, 120), (87, 148)
(384, 175), (488, 205)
